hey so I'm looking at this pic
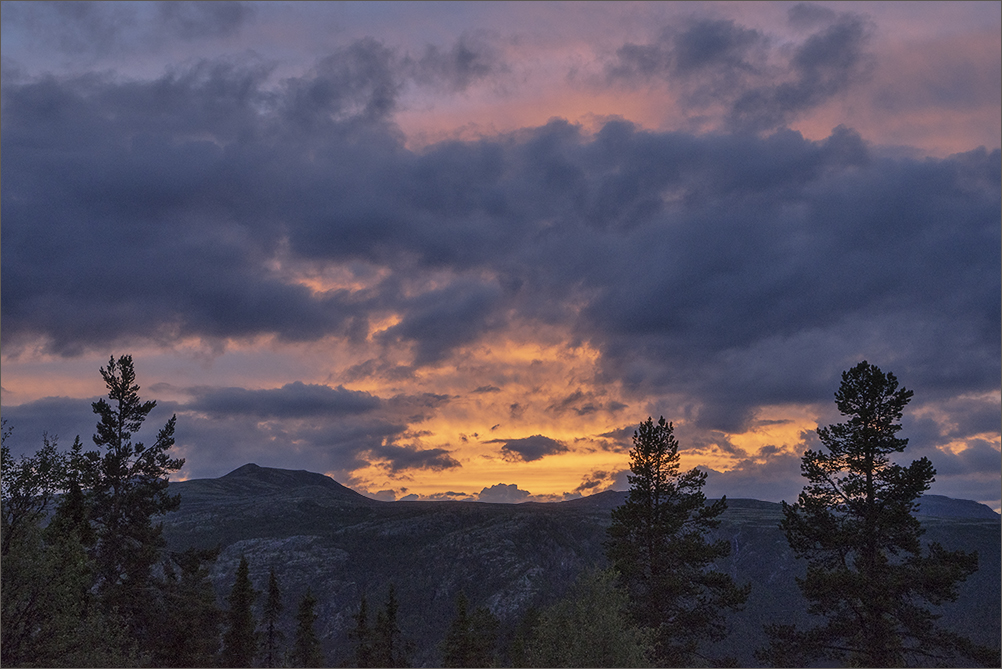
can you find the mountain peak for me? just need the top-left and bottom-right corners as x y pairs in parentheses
(177, 463), (374, 505)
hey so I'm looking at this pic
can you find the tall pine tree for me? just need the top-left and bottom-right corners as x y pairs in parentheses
(260, 568), (285, 667)
(86, 354), (184, 644)
(351, 593), (375, 668)
(372, 584), (409, 667)
(221, 556), (259, 667)
(759, 361), (999, 667)
(440, 591), (499, 668)
(605, 416), (749, 666)
(289, 590), (325, 668)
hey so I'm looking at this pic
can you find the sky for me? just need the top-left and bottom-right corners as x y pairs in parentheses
(2, 1), (999, 508)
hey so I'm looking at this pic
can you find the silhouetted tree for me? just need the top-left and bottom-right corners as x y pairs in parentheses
(1, 430), (138, 667)
(85, 354), (184, 646)
(156, 547), (223, 667)
(759, 361), (999, 667)
(522, 568), (652, 668)
(373, 584), (409, 667)
(260, 567), (285, 667)
(605, 416), (749, 666)
(222, 556), (259, 667)
(289, 590), (325, 668)
(441, 591), (499, 667)
(350, 593), (375, 667)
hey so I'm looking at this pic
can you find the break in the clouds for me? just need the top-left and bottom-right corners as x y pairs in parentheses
(2, 2), (999, 506)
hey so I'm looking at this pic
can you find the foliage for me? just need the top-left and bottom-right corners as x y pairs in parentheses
(373, 584), (410, 667)
(78, 354), (185, 649)
(154, 547), (224, 667)
(759, 361), (1000, 668)
(221, 555), (259, 667)
(606, 416), (750, 665)
(520, 568), (652, 668)
(440, 591), (500, 667)
(353, 585), (410, 667)
(1, 428), (68, 555)
(1, 427), (140, 667)
(289, 590), (326, 668)
(260, 567), (286, 667)
(351, 593), (375, 667)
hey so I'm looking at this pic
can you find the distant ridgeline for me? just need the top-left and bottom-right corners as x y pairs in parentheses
(160, 463), (1001, 667)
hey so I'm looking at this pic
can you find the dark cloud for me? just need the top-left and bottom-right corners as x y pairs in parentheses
(2, 47), (998, 437)
(729, 12), (872, 131)
(408, 32), (504, 92)
(573, 469), (624, 495)
(188, 382), (380, 418)
(608, 19), (763, 83)
(547, 389), (627, 417)
(489, 434), (568, 462)
(0, 379), (455, 481)
(367, 443), (461, 473)
(477, 482), (531, 503)
(472, 385), (501, 394)
(606, 11), (872, 132)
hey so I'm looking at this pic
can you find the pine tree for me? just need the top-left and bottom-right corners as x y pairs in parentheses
(605, 416), (749, 666)
(260, 568), (285, 667)
(441, 591), (499, 668)
(156, 547), (224, 667)
(350, 593), (374, 668)
(85, 354), (184, 642)
(372, 584), (408, 667)
(289, 590), (325, 668)
(759, 361), (999, 667)
(222, 556), (259, 667)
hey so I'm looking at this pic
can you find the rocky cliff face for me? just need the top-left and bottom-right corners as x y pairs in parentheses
(162, 465), (1001, 667)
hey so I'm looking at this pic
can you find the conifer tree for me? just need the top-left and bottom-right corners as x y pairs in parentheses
(350, 593), (374, 668)
(605, 416), (749, 666)
(260, 568), (285, 667)
(156, 547), (223, 667)
(85, 354), (184, 642)
(222, 556), (259, 667)
(759, 361), (999, 667)
(289, 590), (325, 668)
(441, 591), (499, 668)
(373, 584), (409, 667)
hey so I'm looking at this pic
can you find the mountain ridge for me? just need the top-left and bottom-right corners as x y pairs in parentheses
(173, 464), (1001, 519)
(160, 464), (1000, 666)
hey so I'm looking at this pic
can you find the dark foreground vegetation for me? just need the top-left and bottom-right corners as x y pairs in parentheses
(1, 356), (999, 667)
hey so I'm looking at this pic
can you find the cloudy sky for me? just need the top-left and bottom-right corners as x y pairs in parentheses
(2, 1), (999, 507)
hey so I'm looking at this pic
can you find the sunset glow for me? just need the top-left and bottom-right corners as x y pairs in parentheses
(2, 1), (999, 509)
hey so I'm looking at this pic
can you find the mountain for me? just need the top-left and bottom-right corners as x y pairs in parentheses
(161, 465), (1001, 667)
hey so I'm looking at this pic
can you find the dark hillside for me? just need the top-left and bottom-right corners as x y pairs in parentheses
(161, 465), (1001, 667)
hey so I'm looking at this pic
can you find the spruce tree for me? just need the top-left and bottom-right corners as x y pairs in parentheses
(441, 591), (499, 668)
(605, 416), (749, 666)
(289, 590), (325, 668)
(350, 593), (374, 668)
(260, 568), (285, 667)
(759, 361), (999, 667)
(373, 584), (409, 667)
(221, 556), (259, 667)
(156, 547), (223, 667)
